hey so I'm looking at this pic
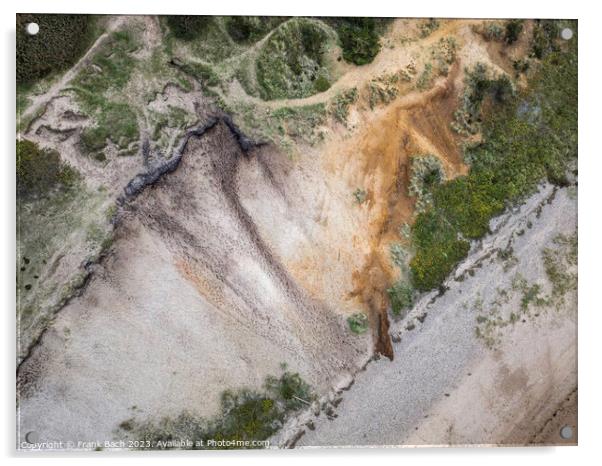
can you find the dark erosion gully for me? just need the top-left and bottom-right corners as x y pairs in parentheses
(120, 115), (259, 201)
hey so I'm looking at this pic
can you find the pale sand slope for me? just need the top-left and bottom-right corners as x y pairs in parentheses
(17, 122), (371, 447)
(297, 184), (577, 447)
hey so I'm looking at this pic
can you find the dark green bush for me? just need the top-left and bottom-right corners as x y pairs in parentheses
(17, 139), (78, 197)
(166, 16), (211, 41)
(531, 20), (560, 59)
(17, 14), (94, 84)
(225, 16), (287, 43)
(504, 19), (524, 44)
(452, 63), (515, 135)
(410, 22), (577, 291)
(327, 17), (389, 66)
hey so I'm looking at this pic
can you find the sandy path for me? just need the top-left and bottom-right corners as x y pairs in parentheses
(224, 18), (483, 110)
(295, 185), (577, 447)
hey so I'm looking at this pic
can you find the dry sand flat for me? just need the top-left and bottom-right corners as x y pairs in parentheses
(295, 185), (577, 447)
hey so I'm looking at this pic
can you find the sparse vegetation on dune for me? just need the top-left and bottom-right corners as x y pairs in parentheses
(17, 141), (112, 354)
(16, 139), (78, 197)
(69, 30), (141, 159)
(330, 88), (359, 125)
(408, 154), (446, 213)
(255, 19), (333, 100)
(410, 22), (577, 291)
(419, 18), (440, 38)
(233, 101), (327, 150)
(123, 367), (313, 449)
(451, 63), (515, 136)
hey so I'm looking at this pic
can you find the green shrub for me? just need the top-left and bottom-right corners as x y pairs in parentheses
(483, 22), (504, 41)
(419, 19), (440, 38)
(530, 20), (560, 59)
(408, 154), (446, 213)
(328, 17), (385, 66)
(17, 14), (95, 84)
(16, 139), (78, 197)
(368, 73), (400, 107)
(353, 188), (367, 204)
(347, 312), (369, 334)
(256, 19), (331, 100)
(512, 58), (530, 76)
(389, 243), (407, 268)
(166, 16), (211, 41)
(263, 369), (313, 411)
(451, 63), (514, 135)
(176, 60), (220, 91)
(388, 281), (414, 316)
(330, 88), (359, 124)
(504, 19), (524, 44)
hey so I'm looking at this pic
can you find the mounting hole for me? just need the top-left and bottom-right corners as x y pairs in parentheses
(25, 22), (39, 36)
(561, 28), (573, 40)
(560, 425), (573, 439)
(25, 430), (39, 444)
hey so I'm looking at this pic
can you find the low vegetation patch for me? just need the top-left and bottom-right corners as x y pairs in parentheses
(347, 312), (369, 334)
(431, 37), (457, 76)
(542, 233), (577, 306)
(70, 30), (141, 159)
(256, 19), (333, 100)
(530, 20), (561, 59)
(330, 88), (359, 125)
(16, 139), (78, 197)
(388, 281), (414, 316)
(415, 63), (434, 91)
(451, 63), (514, 136)
(367, 73), (400, 108)
(122, 367), (313, 449)
(234, 102), (327, 151)
(408, 154), (446, 213)
(419, 19), (440, 38)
